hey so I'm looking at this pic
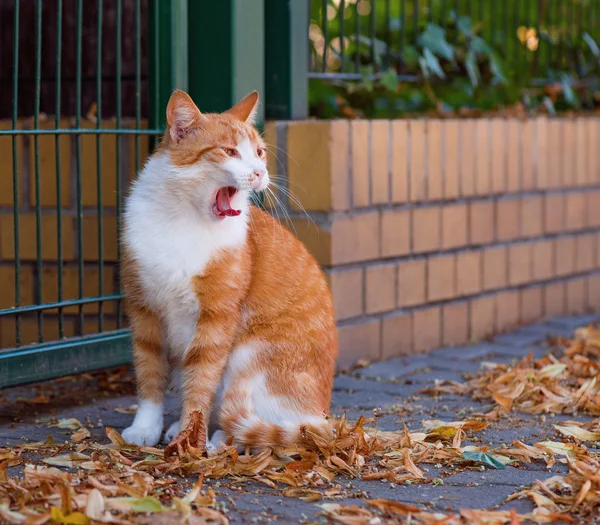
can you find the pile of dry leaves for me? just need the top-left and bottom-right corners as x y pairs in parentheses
(0, 327), (598, 524)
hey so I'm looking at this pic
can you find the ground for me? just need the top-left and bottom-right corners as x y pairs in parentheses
(1, 313), (599, 524)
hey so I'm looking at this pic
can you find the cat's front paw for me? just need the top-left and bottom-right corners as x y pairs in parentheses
(163, 421), (181, 443)
(122, 425), (162, 447)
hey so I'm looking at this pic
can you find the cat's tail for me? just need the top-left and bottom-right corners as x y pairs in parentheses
(222, 413), (334, 449)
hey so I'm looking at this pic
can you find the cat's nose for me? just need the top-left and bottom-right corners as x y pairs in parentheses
(249, 169), (266, 190)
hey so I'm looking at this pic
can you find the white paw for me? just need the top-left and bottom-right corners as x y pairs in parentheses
(163, 421), (181, 443)
(122, 425), (162, 447)
(208, 430), (227, 450)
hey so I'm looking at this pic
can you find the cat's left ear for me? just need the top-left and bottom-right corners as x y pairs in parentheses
(224, 91), (259, 124)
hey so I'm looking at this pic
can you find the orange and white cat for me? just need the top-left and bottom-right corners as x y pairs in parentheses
(120, 90), (338, 449)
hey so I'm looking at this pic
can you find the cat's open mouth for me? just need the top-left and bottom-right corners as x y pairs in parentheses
(214, 186), (241, 218)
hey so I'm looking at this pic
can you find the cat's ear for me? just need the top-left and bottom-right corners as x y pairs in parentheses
(166, 90), (209, 143)
(224, 91), (259, 124)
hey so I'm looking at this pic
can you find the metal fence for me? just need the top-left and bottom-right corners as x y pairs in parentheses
(309, 0), (600, 83)
(0, 0), (170, 387)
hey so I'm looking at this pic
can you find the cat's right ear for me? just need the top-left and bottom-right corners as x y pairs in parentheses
(166, 90), (209, 143)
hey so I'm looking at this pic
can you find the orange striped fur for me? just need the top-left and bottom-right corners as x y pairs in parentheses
(120, 90), (337, 449)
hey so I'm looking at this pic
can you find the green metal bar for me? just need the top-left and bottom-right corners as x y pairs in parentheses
(339, 0), (345, 71)
(96, 0), (104, 333)
(34, 0), (43, 343)
(0, 295), (123, 317)
(400, 0), (405, 61)
(369, 0), (376, 65)
(264, 0), (308, 119)
(116, 0), (123, 329)
(355, 0), (361, 72)
(322, 0), (328, 72)
(75, 0), (84, 334)
(0, 331), (132, 389)
(413, 0), (418, 46)
(12, 0), (21, 347)
(385, 0), (391, 67)
(0, 128), (162, 136)
(135, 0), (142, 172)
(55, 0), (64, 339)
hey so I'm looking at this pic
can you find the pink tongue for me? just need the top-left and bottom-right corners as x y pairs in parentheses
(215, 188), (241, 217)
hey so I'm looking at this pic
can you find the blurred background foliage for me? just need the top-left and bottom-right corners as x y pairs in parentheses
(308, 0), (600, 118)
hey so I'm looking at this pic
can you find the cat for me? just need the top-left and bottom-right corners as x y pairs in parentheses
(120, 89), (338, 449)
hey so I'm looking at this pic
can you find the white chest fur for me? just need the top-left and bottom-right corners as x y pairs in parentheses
(123, 154), (248, 358)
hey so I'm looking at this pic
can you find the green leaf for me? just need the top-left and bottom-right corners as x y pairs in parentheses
(465, 50), (480, 87)
(582, 32), (600, 58)
(489, 54), (508, 85)
(418, 24), (454, 61)
(456, 16), (473, 37)
(111, 496), (165, 513)
(470, 37), (492, 56)
(543, 96), (556, 116)
(423, 48), (445, 79)
(560, 74), (579, 108)
(462, 451), (506, 470)
(378, 68), (399, 92)
(402, 45), (420, 68)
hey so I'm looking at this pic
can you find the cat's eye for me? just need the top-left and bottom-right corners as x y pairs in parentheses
(256, 147), (264, 157)
(224, 148), (239, 158)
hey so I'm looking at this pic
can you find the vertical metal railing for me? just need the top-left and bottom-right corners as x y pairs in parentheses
(0, 0), (173, 387)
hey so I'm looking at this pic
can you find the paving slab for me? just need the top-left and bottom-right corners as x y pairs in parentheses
(0, 314), (596, 523)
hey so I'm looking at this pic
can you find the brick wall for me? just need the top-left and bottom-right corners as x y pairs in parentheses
(0, 118), (150, 348)
(265, 117), (600, 369)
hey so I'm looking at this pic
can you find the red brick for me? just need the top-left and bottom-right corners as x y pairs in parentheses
(410, 120), (427, 202)
(391, 120), (409, 203)
(331, 213), (380, 264)
(566, 277), (587, 314)
(460, 120), (476, 196)
(337, 320), (381, 369)
(470, 296), (495, 342)
(496, 291), (520, 333)
(412, 207), (441, 253)
(381, 209), (410, 257)
(366, 264), (396, 314)
(532, 240), (554, 281)
(475, 119), (491, 195)
(521, 287), (543, 324)
(442, 203), (468, 249)
(521, 119), (535, 190)
(544, 194), (565, 234)
(442, 302), (469, 347)
(483, 246), (507, 291)
(382, 313), (413, 359)
(444, 120), (460, 199)
(351, 120), (370, 207)
(565, 192), (586, 231)
(547, 119), (562, 188)
(427, 255), (456, 302)
(509, 243), (532, 286)
(427, 120), (444, 201)
(574, 118), (587, 186)
(506, 119), (520, 192)
(330, 120), (351, 211)
(536, 117), (549, 189)
(562, 119), (575, 187)
(469, 201), (495, 245)
(588, 118), (599, 185)
(555, 237), (576, 276)
(496, 199), (521, 241)
(397, 260), (426, 307)
(329, 268), (364, 321)
(413, 306), (442, 353)
(371, 120), (390, 204)
(544, 282), (566, 317)
(491, 118), (506, 194)
(576, 234), (596, 273)
(456, 251), (482, 296)
(521, 195), (543, 237)
(586, 190), (600, 227)
(588, 275), (600, 310)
